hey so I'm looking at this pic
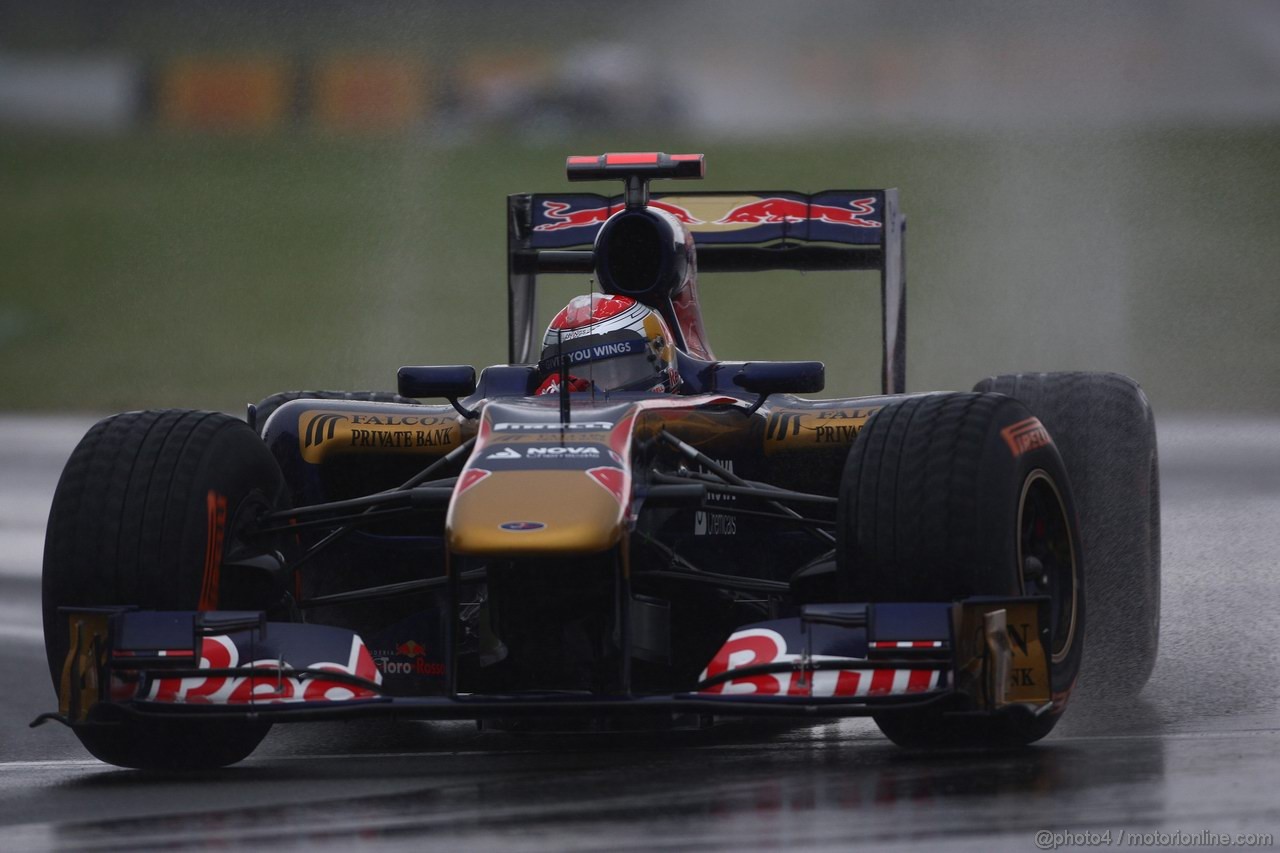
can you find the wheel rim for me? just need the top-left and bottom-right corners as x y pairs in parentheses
(1016, 469), (1078, 663)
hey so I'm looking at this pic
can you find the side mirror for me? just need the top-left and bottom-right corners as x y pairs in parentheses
(731, 361), (825, 396)
(731, 361), (824, 414)
(397, 365), (478, 418)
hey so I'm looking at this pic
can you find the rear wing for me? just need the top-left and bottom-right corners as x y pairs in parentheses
(506, 188), (907, 394)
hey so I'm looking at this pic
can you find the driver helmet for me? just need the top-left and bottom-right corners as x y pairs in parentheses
(535, 293), (682, 395)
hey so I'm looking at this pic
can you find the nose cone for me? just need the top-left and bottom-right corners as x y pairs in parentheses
(446, 470), (626, 556)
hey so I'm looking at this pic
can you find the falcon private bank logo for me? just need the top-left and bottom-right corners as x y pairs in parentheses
(297, 410), (459, 462)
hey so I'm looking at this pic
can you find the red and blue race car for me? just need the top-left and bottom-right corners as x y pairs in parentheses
(36, 153), (1160, 768)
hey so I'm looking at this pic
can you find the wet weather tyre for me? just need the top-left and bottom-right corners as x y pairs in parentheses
(250, 390), (415, 435)
(42, 410), (290, 769)
(974, 372), (1159, 695)
(836, 392), (1085, 748)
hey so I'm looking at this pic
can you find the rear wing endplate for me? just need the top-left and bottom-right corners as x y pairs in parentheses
(507, 189), (906, 394)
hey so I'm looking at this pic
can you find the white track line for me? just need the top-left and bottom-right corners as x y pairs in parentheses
(0, 760), (106, 770)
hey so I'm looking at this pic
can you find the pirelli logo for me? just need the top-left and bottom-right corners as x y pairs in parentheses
(1001, 417), (1052, 457)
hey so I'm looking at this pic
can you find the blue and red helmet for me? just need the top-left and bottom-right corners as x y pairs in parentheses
(536, 294), (682, 394)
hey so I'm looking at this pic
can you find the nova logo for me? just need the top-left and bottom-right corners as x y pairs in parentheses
(703, 458), (735, 503)
(487, 447), (521, 459)
(527, 446), (599, 457)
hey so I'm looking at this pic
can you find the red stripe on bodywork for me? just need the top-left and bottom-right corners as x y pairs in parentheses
(457, 469), (492, 495)
(870, 640), (944, 649)
(833, 670), (862, 696)
(787, 669), (812, 696)
(906, 669), (934, 693)
(586, 467), (627, 503)
(609, 411), (637, 458)
(867, 668), (895, 696)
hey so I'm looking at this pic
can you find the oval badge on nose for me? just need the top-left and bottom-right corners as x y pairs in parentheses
(500, 521), (546, 531)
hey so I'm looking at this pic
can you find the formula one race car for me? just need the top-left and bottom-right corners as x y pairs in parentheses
(36, 153), (1161, 769)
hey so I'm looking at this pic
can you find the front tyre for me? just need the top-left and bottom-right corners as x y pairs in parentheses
(973, 372), (1160, 694)
(42, 410), (290, 769)
(837, 393), (1085, 748)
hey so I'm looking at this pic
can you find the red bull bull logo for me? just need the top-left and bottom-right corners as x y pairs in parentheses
(715, 197), (880, 228)
(534, 195), (879, 234)
(534, 199), (704, 232)
(395, 640), (426, 658)
(528, 192), (884, 249)
(375, 640), (445, 676)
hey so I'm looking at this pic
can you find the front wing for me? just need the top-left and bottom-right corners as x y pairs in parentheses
(37, 597), (1057, 731)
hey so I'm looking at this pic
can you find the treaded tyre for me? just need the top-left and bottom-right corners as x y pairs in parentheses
(837, 392), (1085, 748)
(973, 372), (1159, 694)
(250, 390), (415, 435)
(42, 410), (290, 769)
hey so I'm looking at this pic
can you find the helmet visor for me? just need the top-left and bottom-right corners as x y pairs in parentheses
(538, 334), (664, 392)
(576, 353), (665, 392)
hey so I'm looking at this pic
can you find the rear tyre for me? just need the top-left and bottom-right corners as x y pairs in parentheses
(250, 390), (414, 435)
(837, 393), (1084, 748)
(43, 410), (290, 769)
(974, 372), (1159, 694)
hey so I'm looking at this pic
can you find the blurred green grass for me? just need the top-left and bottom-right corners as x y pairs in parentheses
(2, 129), (1278, 413)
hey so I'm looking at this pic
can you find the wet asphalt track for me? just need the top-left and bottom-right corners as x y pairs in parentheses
(0, 415), (1277, 851)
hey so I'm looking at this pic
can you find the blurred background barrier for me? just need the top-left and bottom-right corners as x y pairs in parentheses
(0, 53), (139, 131)
(158, 57), (293, 132)
(1, 0), (1277, 414)
(312, 57), (430, 134)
